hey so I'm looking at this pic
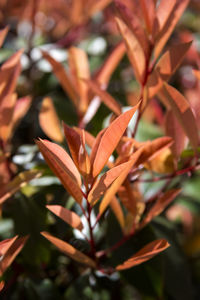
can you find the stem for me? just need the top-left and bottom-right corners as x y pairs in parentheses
(86, 200), (96, 258)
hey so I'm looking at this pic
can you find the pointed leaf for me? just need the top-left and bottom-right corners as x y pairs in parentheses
(42, 51), (78, 106)
(159, 84), (199, 150)
(41, 232), (96, 268)
(110, 196), (125, 229)
(86, 80), (121, 115)
(156, 0), (176, 33)
(0, 170), (42, 204)
(12, 96), (32, 131)
(88, 159), (137, 205)
(95, 41), (126, 87)
(148, 42), (192, 98)
(140, 189), (181, 229)
(46, 205), (83, 230)
(36, 139), (83, 203)
(0, 27), (8, 48)
(140, 0), (156, 35)
(92, 104), (139, 177)
(0, 236), (28, 276)
(154, 0), (189, 59)
(115, 16), (146, 84)
(115, 0), (149, 57)
(39, 97), (63, 143)
(116, 239), (170, 270)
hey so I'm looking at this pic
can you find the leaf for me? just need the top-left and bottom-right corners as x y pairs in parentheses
(154, 0), (190, 59)
(0, 170), (42, 205)
(88, 159), (138, 205)
(0, 236), (18, 256)
(110, 196), (125, 229)
(148, 42), (192, 98)
(0, 235), (28, 276)
(36, 139), (83, 204)
(115, 0), (149, 57)
(39, 97), (63, 143)
(41, 232), (96, 268)
(116, 239), (170, 271)
(46, 205), (83, 230)
(193, 69), (200, 81)
(86, 80), (121, 115)
(165, 110), (187, 159)
(94, 41), (126, 87)
(115, 16), (146, 84)
(140, 0), (156, 35)
(159, 84), (199, 150)
(0, 26), (8, 48)
(155, 0), (176, 33)
(68, 47), (90, 113)
(140, 189), (181, 229)
(0, 50), (22, 104)
(12, 96), (32, 131)
(0, 93), (17, 142)
(42, 51), (78, 106)
(99, 137), (172, 215)
(92, 104), (140, 177)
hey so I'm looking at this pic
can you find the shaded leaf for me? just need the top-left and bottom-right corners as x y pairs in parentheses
(46, 205), (83, 230)
(110, 196), (125, 229)
(0, 26), (9, 48)
(116, 239), (169, 270)
(140, 0), (156, 35)
(41, 232), (96, 268)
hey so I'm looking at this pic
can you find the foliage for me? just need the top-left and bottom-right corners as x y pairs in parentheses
(0, 0), (200, 298)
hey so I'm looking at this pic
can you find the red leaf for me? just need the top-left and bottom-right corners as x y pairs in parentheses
(36, 139), (83, 204)
(46, 205), (83, 230)
(116, 239), (170, 270)
(92, 105), (139, 177)
(41, 232), (96, 268)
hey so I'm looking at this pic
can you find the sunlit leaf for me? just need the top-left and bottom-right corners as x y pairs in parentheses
(115, 16), (146, 84)
(159, 84), (199, 150)
(0, 170), (41, 204)
(92, 105), (140, 177)
(36, 139), (83, 203)
(46, 205), (83, 230)
(116, 239), (170, 270)
(140, 0), (156, 35)
(41, 232), (96, 268)
(39, 97), (63, 143)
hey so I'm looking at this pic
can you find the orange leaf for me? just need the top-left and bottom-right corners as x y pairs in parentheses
(36, 139), (83, 204)
(193, 69), (200, 81)
(148, 42), (192, 98)
(46, 205), (83, 230)
(0, 170), (42, 205)
(92, 105), (139, 177)
(0, 27), (9, 48)
(116, 239), (170, 270)
(159, 84), (199, 150)
(140, 0), (156, 35)
(12, 96), (32, 131)
(165, 110), (187, 159)
(155, 0), (176, 33)
(154, 0), (189, 59)
(140, 189), (181, 229)
(88, 159), (138, 205)
(0, 236), (28, 276)
(42, 51), (78, 106)
(115, 16), (146, 84)
(39, 97), (63, 143)
(68, 47), (90, 113)
(110, 196), (125, 229)
(41, 232), (96, 268)
(115, 0), (149, 57)
(86, 80), (121, 115)
(0, 50), (22, 104)
(95, 41), (126, 87)
(0, 93), (17, 142)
